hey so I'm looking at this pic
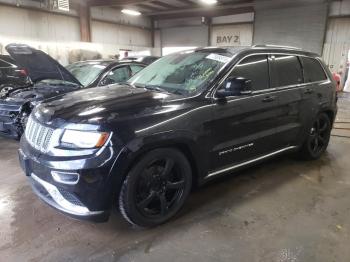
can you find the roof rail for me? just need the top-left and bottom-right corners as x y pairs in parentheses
(252, 44), (302, 50)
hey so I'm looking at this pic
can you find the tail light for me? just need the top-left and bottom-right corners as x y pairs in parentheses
(19, 69), (28, 76)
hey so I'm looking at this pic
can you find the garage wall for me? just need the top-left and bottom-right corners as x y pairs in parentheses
(254, 3), (328, 54)
(0, 5), (81, 43)
(0, 5), (153, 65)
(322, 18), (350, 87)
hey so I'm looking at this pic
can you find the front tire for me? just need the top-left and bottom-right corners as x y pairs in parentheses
(0, 85), (14, 95)
(119, 148), (192, 227)
(299, 113), (332, 160)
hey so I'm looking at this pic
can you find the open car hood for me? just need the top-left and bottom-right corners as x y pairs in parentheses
(5, 44), (82, 86)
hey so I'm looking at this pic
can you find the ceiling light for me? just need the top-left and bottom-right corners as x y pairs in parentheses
(200, 0), (218, 5)
(121, 9), (141, 16)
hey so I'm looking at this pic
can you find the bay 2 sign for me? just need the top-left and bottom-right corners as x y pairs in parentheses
(217, 35), (240, 45)
(211, 24), (253, 47)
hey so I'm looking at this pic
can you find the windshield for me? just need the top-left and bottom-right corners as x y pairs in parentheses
(128, 50), (234, 96)
(66, 62), (110, 87)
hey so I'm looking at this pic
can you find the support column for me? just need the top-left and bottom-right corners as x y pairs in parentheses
(78, 2), (91, 42)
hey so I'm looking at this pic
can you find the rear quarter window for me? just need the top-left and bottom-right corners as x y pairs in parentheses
(300, 57), (328, 83)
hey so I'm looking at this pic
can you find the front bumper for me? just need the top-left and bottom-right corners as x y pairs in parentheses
(18, 136), (123, 222)
(0, 101), (23, 138)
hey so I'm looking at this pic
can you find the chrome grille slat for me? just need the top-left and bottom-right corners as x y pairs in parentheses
(25, 115), (54, 153)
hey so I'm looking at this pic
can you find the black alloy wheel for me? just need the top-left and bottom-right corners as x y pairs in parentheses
(119, 148), (192, 227)
(299, 113), (331, 160)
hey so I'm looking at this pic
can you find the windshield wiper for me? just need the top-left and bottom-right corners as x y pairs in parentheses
(143, 85), (169, 93)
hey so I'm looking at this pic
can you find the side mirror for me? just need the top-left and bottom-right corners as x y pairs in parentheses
(217, 77), (252, 98)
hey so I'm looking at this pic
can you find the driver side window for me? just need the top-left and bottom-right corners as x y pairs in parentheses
(101, 66), (130, 86)
(229, 55), (269, 91)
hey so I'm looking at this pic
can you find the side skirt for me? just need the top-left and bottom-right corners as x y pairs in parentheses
(205, 146), (298, 179)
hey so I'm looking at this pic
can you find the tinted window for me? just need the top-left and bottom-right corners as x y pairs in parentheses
(130, 65), (144, 76)
(272, 55), (303, 87)
(300, 57), (327, 82)
(229, 55), (269, 91)
(103, 66), (130, 85)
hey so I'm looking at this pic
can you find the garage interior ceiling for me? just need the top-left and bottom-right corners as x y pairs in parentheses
(85, 0), (254, 19)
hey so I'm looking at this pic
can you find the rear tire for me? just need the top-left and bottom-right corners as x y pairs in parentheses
(119, 148), (192, 227)
(298, 113), (331, 160)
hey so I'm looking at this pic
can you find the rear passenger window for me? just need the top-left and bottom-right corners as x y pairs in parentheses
(272, 55), (303, 87)
(300, 57), (327, 83)
(230, 55), (269, 91)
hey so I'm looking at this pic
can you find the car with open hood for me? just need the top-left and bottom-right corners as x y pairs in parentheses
(0, 44), (146, 138)
(0, 54), (31, 94)
(19, 45), (337, 227)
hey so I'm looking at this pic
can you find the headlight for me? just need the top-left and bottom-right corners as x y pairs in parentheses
(61, 130), (110, 149)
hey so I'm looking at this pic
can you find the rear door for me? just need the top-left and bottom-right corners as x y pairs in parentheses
(270, 54), (304, 147)
(298, 56), (331, 139)
(209, 54), (281, 173)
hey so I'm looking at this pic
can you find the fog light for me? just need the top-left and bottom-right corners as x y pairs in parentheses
(51, 171), (79, 185)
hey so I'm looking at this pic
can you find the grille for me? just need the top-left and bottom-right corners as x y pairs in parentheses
(58, 188), (85, 207)
(25, 115), (54, 153)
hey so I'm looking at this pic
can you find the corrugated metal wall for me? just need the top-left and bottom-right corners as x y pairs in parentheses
(161, 26), (209, 48)
(323, 18), (350, 84)
(253, 3), (328, 54)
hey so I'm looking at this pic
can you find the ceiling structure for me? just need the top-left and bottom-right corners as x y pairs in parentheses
(86, 0), (254, 19)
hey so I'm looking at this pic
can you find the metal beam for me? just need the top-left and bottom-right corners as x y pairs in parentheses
(88, 0), (155, 7)
(151, 1), (177, 9)
(152, 6), (254, 20)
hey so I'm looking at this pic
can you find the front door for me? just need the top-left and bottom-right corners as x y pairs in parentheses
(209, 54), (281, 174)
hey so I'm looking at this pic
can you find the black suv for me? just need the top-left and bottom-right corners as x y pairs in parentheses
(19, 46), (337, 227)
(0, 55), (30, 94)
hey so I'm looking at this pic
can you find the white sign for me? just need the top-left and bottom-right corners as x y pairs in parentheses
(211, 24), (253, 47)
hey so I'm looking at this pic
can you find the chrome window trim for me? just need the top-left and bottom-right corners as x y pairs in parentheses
(206, 146), (297, 179)
(211, 52), (331, 100)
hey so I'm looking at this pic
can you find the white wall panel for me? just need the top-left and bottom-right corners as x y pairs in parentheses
(161, 26), (208, 47)
(211, 24), (253, 47)
(0, 5), (80, 42)
(91, 21), (152, 47)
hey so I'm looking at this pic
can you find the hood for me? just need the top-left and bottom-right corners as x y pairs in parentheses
(5, 44), (81, 86)
(35, 84), (180, 125)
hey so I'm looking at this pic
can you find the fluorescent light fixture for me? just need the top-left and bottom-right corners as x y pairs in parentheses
(121, 9), (141, 16)
(200, 0), (218, 4)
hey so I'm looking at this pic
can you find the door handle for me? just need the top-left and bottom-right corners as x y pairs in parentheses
(262, 96), (276, 102)
(304, 88), (314, 94)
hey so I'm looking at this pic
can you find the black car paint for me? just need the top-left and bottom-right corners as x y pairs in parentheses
(0, 55), (30, 91)
(0, 49), (146, 138)
(19, 47), (337, 222)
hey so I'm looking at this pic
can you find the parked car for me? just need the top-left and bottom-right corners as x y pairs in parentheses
(19, 45), (337, 227)
(121, 56), (160, 65)
(0, 54), (30, 94)
(0, 44), (146, 138)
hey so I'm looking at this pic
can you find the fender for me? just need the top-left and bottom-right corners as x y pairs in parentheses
(108, 130), (208, 196)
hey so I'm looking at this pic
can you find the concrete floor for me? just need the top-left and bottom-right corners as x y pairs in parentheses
(1, 95), (350, 262)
